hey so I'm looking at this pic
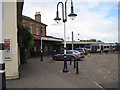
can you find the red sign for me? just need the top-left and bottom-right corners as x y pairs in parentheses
(4, 40), (10, 45)
(34, 36), (41, 40)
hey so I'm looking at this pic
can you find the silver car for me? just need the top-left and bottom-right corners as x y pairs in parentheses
(53, 50), (85, 61)
(75, 48), (88, 55)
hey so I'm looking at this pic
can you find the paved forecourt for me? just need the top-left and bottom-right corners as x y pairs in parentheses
(6, 56), (100, 88)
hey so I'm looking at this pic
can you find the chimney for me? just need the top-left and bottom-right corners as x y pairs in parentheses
(35, 12), (41, 22)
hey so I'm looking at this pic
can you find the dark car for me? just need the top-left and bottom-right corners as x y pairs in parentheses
(53, 50), (85, 61)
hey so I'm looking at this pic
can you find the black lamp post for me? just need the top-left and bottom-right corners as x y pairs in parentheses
(54, 0), (77, 72)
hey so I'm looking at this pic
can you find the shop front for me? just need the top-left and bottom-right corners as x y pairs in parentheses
(30, 36), (63, 57)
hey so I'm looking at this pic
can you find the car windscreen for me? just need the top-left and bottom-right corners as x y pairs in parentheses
(73, 50), (79, 54)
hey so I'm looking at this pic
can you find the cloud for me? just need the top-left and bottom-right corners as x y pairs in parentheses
(66, 2), (118, 42)
(23, 1), (118, 43)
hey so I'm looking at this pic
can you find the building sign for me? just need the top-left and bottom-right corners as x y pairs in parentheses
(4, 39), (11, 60)
(34, 36), (41, 40)
(4, 40), (10, 45)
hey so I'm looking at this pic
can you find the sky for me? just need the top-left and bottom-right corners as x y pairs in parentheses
(22, 0), (118, 43)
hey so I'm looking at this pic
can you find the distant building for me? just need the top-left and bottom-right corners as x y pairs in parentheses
(62, 41), (104, 50)
(22, 12), (63, 56)
(22, 12), (47, 37)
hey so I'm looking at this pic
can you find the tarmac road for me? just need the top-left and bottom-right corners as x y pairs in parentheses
(79, 51), (118, 88)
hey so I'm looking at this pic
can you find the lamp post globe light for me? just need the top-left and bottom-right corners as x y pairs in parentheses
(54, 0), (77, 72)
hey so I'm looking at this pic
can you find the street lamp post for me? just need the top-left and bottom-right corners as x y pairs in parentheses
(54, 0), (77, 72)
(72, 32), (80, 50)
(40, 27), (43, 61)
(72, 31), (74, 50)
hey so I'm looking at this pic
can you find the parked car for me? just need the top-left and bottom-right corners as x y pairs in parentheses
(75, 48), (88, 55)
(53, 50), (85, 61)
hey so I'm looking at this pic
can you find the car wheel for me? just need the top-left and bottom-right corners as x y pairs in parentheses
(71, 56), (76, 61)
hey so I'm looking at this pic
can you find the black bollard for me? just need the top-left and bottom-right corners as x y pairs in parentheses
(40, 51), (43, 61)
(76, 61), (79, 74)
(41, 55), (43, 61)
(70, 60), (72, 65)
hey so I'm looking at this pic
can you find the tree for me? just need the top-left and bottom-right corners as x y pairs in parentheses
(97, 40), (102, 42)
(17, 23), (34, 64)
(90, 39), (96, 42)
(79, 39), (102, 42)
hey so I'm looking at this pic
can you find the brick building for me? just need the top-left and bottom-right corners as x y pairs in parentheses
(22, 12), (47, 37)
(22, 12), (63, 56)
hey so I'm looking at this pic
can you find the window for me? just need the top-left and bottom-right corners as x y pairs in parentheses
(95, 46), (97, 49)
(60, 51), (64, 54)
(41, 27), (43, 36)
(41, 26), (45, 36)
(67, 51), (72, 54)
(30, 25), (32, 33)
(98, 46), (99, 49)
(107, 46), (109, 48)
(104, 46), (106, 48)
(36, 27), (39, 35)
(73, 50), (79, 53)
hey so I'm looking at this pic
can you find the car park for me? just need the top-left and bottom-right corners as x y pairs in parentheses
(53, 50), (85, 61)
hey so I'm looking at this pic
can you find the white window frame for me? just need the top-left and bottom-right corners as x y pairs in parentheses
(30, 25), (32, 33)
(36, 27), (39, 35)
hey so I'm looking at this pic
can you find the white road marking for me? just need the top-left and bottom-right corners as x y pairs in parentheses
(92, 80), (104, 89)
(87, 76), (104, 89)
(82, 69), (104, 89)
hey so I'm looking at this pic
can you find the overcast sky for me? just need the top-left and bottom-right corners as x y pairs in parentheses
(23, 0), (118, 43)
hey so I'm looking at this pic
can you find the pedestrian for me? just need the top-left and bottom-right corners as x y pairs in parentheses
(53, 50), (56, 55)
(105, 50), (108, 54)
(88, 53), (91, 57)
(100, 50), (102, 55)
(34, 46), (37, 56)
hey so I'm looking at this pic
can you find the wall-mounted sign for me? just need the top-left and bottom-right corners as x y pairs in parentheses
(34, 36), (41, 40)
(4, 40), (10, 45)
(4, 39), (11, 60)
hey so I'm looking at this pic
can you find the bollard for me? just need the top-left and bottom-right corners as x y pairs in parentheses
(40, 51), (43, 61)
(74, 60), (76, 68)
(41, 55), (43, 61)
(76, 61), (79, 74)
(70, 60), (72, 65)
